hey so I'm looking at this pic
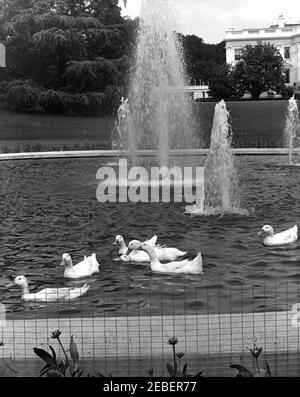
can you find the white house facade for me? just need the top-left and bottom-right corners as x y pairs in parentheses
(225, 16), (300, 88)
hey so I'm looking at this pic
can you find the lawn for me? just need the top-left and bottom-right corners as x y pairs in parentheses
(0, 99), (293, 152)
(196, 99), (290, 147)
(0, 109), (114, 152)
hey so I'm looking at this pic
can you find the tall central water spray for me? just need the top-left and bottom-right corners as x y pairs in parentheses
(204, 100), (239, 212)
(284, 96), (300, 165)
(119, 0), (197, 167)
(185, 100), (240, 215)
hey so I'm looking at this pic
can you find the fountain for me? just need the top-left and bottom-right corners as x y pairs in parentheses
(186, 100), (240, 215)
(284, 96), (300, 165)
(112, 3), (240, 211)
(111, 3), (240, 212)
(118, 0), (198, 167)
(204, 100), (240, 212)
(112, 97), (129, 151)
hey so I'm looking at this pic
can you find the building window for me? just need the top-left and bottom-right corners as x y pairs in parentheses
(284, 69), (290, 83)
(284, 46), (290, 59)
(234, 48), (242, 61)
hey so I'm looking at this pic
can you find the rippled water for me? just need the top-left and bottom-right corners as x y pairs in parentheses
(1, 155), (300, 319)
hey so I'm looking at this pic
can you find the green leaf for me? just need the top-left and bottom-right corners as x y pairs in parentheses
(77, 369), (84, 377)
(230, 364), (254, 377)
(39, 364), (53, 377)
(194, 371), (204, 377)
(47, 370), (63, 377)
(166, 362), (175, 377)
(265, 362), (272, 377)
(33, 347), (55, 366)
(70, 335), (79, 364)
(49, 346), (57, 364)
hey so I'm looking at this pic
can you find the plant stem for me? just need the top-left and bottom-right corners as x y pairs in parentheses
(173, 345), (177, 377)
(178, 357), (181, 374)
(57, 337), (73, 376)
(255, 357), (260, 374)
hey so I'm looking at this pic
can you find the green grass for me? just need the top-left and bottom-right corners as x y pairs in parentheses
(0, 108), (114, 152)
(196, 100), (290, 148)
(0, 100), (293, 152)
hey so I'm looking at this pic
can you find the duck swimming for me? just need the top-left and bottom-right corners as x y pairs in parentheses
(113, 235), (158, 257)
(258, 224), (298, 247)
(113, 235), (128, 255)
(139, 242), (203, 275)
(128, 239), (187, 262)
(115, 251), (150, 263)
(61, 253), (99, 279)
(8, 276), (90, 302)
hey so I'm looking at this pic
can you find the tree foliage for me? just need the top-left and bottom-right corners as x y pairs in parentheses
(0, 0), (137, 114)
(178, 33), (226, 84)
(233, 41), (286, 99)
(208, 64), (245, 100)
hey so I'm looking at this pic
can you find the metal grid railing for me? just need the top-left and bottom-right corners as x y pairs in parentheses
(1, 282), (300, 377)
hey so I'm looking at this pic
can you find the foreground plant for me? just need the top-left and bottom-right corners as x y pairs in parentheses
(34, 330), (108, 377)
(165, 337), (203, 378)
(230, 340), (271, 377)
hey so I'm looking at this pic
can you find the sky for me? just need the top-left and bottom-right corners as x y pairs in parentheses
(119, 0), (300, 43)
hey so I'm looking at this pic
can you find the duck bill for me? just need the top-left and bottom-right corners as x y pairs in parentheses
(60, 261), (65, 266)
(113, 240), (117, 246)
(257, 231), (263, 236)
(6, 282), (15, 288)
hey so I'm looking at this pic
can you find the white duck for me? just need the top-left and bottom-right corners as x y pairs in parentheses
(115, 251), (150, 263)
(128, 239), (187, 262)
(140, 242), (203, 275)
(9, 276), (90, 302)
(113, 235), (128, 255)
(258, 225), (298, 247)
(113, 235), (158, 256)
(61, 253), (99, 279)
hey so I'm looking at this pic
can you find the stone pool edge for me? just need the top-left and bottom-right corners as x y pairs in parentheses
(1, 148), (300, 161)
(1, 310), (299, 360)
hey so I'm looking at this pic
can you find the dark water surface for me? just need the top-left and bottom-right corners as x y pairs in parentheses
(1, 155), (300, 319)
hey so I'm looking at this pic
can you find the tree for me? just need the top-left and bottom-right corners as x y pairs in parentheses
(0, 0), (137, 114)
(209, 64), (245, 99)
(233, 41), (285, 99)
(178, 33), (226, 84)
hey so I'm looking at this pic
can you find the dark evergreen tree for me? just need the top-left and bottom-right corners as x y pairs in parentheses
(178, 33), (226, 85)
(0, 0), (136, 114)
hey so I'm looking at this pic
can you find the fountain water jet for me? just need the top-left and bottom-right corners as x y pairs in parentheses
(284, 96), (300, 165)
(204, 100), (239, 212)
(118, 0), (197, 168)
(186, 100), (241, 215)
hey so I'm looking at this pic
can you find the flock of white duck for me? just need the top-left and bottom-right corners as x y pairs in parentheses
(7, 224), (298, 303)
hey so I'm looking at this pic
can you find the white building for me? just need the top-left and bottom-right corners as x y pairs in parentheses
(185, 85), (211, 100)
(225, 16), (300, 88)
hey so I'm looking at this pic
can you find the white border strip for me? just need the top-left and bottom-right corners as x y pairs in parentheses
(0, 148), (300, 161)
(1, 310), (299, 359)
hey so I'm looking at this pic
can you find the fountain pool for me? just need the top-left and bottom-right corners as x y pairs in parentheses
(1, 155), (300, 319)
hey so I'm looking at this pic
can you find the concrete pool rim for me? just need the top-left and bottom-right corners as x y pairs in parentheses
(0, 148), (300, 161)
